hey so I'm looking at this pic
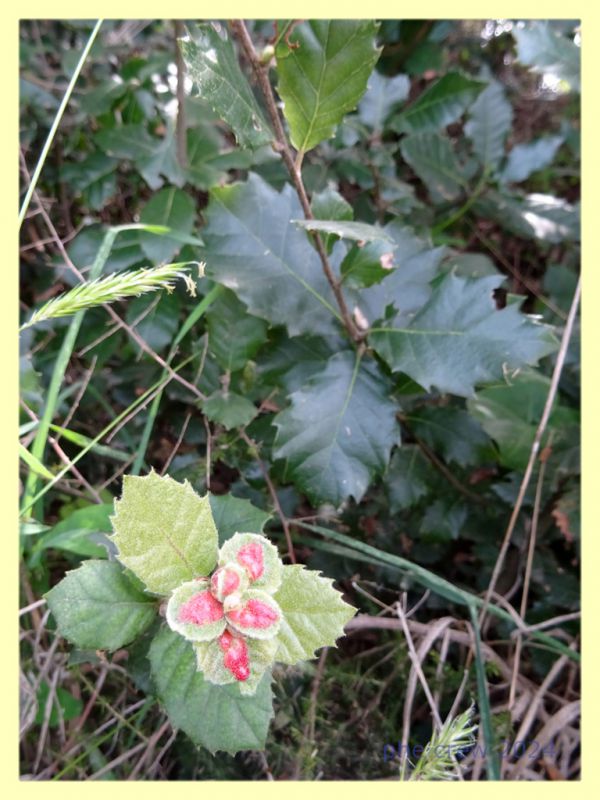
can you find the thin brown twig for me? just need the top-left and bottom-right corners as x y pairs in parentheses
(478, 276), (581, 628)
(239, 429), (296, 563)
(229, 20), (362, 344)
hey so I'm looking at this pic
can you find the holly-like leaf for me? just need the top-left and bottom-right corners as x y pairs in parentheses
(139, 187), (196, 264)
(209, 494), (272, 546)
(513, 21), (580, 92)
(293, 219), (395, 243)
(202, 389), (258, 430)
(180, 25), (272, 150)
(464, 80), (513, 171)
(273, 351), (399, 506)
(149, 625), (274, 754)
(393, 72), (485, 133)
(206, 289), (268, 373)
(45, 560), (157, 651)
(358, 70), (410, 131)
(400, 133), (471, 203)
(201, 173), (339, 336)
(386, 446), (437, 511)
(272, 565), (356, 665)
(410, 407), (493, 467)
(369, 274), (557, 397)
(501, 135), (564, 184)
(111, 471), (218, 595)
(275, 20), (381, 152)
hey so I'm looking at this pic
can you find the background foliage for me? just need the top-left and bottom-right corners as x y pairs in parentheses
(20, 18), (580, 780)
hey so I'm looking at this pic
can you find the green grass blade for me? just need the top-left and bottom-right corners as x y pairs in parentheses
(469, 605), (501, 780)
(19, 443), (55, 481)
(131, 283), (224, 475)
(19, 20), (103, 228)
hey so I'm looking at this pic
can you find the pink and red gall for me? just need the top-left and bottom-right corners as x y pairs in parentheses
(178, 539), (275, 682)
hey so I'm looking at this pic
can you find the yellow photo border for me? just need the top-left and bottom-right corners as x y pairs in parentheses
(7, 3), (595, 791)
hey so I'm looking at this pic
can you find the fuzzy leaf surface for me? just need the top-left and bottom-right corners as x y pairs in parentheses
(45, 560), (156, 651)
(276, 20), (381, 152)
(273, 351), (399, 506)
(201, 173), (339, 336)
(149, 625), (273, 753)
(369, 274), (557, 397)
(111, 471), (218, 595)
(180, 25), (272, 149)
(272, 565), (356, 665)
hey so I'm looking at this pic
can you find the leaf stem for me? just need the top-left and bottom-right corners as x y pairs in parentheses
(230, 20), (363, 344)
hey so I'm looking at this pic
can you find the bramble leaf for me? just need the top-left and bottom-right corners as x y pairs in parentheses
(149, 625), (274, 754)
(370, 274), (557, 397)
(273, 351), (399, 506)
(201, 173), (339, 336)
(272, 565), (356, 665)
(45, 560), (156, 651)
(180, 24), (272, 149)
(111, 471), (218, 595)
(275, 20), (381, 152)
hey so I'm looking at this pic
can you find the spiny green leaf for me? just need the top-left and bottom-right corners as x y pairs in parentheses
(358, 70), (410, 131)
(111, 471), (218, 595)
(369, 273), (557, 397)
(501, 135), (564, 184)
(464, 80), (513, 171)
(209, 493), (272, 547)
(149, 625), (274, 753)
(393, 72), (485, 133)
(276, 20), (381, 152)
(45, 560), (157, 651)
(272, 565), (356, 665)
(273, 350), (400, 506)
(139, 187), (196, 264)
(386, 446), (438, 511)
(180, 25), (272, 150)
(292, 219), (395, 243)
(513, 21), (580, 92)
(400, 132), (471, 203)
(202, 389), (258, 430)
(201, 173), (339, 336)
(206, 289), (268, 373)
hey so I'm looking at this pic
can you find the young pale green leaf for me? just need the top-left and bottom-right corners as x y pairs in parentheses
(358, 70), (410, 131)
(201, 173), (339, 336)
(393, 72), (485, 133)
(400, 133), (470, 203)
(369, 274), (557, 397)
(272, 565), (356, 665)
(206, 289), (268, 373)
(464, 80), (513, 171)
(149, 625), (274, 754)
(45, 560), (157, 651)
(202, 389), (258, 430)
(139, 187), (196, 264)
(276, 20), (381, 152)
(180, 25), (272, 150)
(111, 471), (218, 595)
(501, 135), (564, 184)
(273, 351), (399, 506)
(386, 446), (438, 512)
(292, 219), (395, 244)
(513, 21), (580, 92)
(209, 494), (272, 546)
